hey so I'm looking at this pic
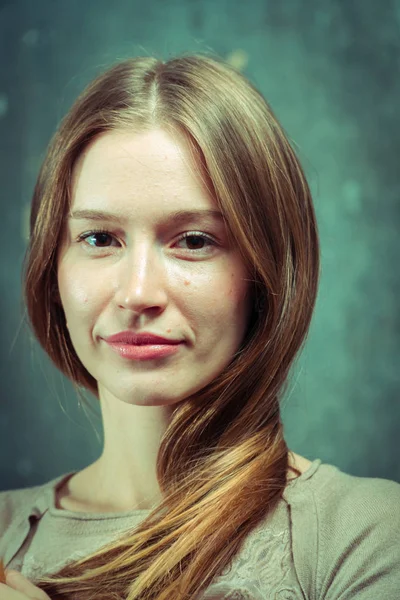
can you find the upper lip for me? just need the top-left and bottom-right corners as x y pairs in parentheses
(104, 331), (182, 345)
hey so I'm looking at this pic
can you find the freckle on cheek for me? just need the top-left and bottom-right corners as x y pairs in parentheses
(184, 279), (190, 286)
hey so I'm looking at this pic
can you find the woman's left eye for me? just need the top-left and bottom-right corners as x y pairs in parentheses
(175, 232), (216, 252)
(76, 229), (217, 253)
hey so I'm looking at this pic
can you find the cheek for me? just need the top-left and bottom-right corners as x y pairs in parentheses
(183, 269), (249, 322)
(58, 265), (95, 321)
(227, 270), (252, 326)
(226, 268), (250, 304)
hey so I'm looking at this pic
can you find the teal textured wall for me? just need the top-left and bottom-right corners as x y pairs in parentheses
(0, 0), (399, 489)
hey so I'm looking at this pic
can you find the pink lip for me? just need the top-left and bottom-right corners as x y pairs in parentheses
(106, 342), (182, 361)
(104, 331), (181, 345)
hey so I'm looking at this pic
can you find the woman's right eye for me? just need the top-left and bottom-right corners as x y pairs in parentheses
(77, 229), (118, 248)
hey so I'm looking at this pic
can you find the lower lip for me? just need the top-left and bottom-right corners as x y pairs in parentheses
(106, 342), (182, 360)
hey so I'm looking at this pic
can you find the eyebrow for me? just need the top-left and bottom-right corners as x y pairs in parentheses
(69, 208), (225, 224)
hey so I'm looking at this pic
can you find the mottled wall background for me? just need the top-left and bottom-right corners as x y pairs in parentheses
(0, 0), (399, 490)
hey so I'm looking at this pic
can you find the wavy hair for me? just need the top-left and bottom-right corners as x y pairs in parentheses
(23, 53), (320, 599)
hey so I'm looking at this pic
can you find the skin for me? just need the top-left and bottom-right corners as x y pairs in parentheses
(56, 128), (254, 512)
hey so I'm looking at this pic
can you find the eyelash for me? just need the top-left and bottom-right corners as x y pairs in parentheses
(76, 228), (217, 254)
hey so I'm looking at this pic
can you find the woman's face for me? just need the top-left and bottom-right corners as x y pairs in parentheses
(57, 128), (252, 406)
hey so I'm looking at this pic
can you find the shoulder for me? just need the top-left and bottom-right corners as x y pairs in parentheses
(0, 482), (46, 533)
(307, 465), (400, 599)
(0, 484), (41, 518)
(313, 465), (400, 538)
(312, 462), (400, 514)
(0, 483), (43, 560)
(0, 473), (70, 543)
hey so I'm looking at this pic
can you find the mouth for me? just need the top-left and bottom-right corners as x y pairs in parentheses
(104, 332), (182, 345)
(105, 340), (183, 361)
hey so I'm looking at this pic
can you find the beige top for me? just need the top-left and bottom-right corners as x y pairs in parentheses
(1, 459), (399, 599)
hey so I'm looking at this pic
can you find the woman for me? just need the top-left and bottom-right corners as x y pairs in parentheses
(0, 54), (399, 600)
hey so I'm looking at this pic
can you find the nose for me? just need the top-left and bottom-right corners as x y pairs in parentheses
(113, 242), (168, 315)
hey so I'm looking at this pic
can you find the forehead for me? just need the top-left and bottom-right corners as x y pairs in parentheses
(68, 128), (220, 226)
(71, 128), (210, 200)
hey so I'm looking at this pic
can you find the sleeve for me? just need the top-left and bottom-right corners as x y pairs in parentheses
(315, 476), (400, 599)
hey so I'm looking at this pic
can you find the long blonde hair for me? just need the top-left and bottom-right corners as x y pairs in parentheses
(23, 52), (320, 599)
